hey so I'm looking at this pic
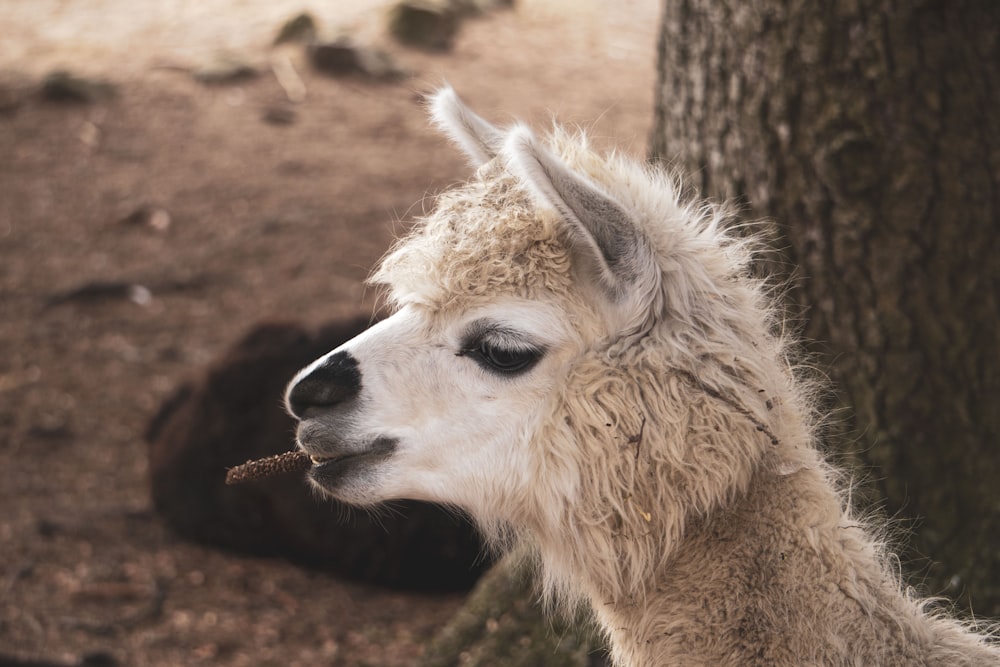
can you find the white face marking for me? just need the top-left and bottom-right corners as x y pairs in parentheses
(286, 297), (584, 514)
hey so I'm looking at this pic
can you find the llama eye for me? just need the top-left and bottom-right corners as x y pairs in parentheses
(462, 339), (542, 375)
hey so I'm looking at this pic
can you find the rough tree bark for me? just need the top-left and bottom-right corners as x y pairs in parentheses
(651, 0), (1000, 615)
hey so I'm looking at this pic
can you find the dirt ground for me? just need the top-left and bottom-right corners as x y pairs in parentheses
(0, 2), (659, 664)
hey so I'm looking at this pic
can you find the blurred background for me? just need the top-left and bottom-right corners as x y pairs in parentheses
(2, 1), (997, 666)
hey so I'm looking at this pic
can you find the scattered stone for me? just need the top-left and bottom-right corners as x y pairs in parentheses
(353, 45), (409, 80)
(146, 318), (489, 591)
(45, 274), (208, 309)
(29, 411), (73, 441)
(191, 52), (258, 84)
(307, 39), (360, 75)
(45, 281), (144, 307)
(307, 38), (407, 81)
(118, 205), (171, 232)
(388, 0), (461, 51)
(128, 285), (152, 306)
(262, 105), (297, 125)
(36, 518), (61, 538)
(41, 70), (116, 104)
(147, 208), (171, 232)
(273, 12), (318, 45)
(77, 120), (100, 147)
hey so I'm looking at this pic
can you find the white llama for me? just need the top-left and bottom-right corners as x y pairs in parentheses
(284, 87), (999, 666)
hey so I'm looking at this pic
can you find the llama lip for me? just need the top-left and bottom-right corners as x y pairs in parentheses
(309, 451), (363, 467)
(303, 437), (399, 486)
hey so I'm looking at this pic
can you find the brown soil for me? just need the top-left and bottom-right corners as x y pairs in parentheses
(0, 2), (658, 665)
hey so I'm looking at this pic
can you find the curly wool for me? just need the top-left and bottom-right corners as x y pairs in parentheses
(375, 165), (577, 308)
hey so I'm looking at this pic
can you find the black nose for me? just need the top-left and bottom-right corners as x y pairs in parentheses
(287, 351), (362, 419)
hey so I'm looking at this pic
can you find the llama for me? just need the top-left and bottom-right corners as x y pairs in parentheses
(284, 87), (999, 666)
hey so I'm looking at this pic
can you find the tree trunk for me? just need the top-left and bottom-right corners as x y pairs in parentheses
(651, 0), (1000, 615)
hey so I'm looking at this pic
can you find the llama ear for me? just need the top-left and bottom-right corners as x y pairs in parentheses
(503, 126), (650, 301)
(428, 86), (506, 167)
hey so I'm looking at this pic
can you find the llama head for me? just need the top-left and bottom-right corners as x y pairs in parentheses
(285, 87), (792, 597)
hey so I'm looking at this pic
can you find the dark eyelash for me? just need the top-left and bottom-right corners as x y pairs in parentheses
(457, 323), (545, 376)
(459, 340), (543, 375)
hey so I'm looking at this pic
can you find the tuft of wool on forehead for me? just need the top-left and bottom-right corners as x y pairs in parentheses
(373, 161), (577, 308)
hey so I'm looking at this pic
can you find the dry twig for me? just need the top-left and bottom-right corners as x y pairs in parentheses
(225, 451), (311, 485)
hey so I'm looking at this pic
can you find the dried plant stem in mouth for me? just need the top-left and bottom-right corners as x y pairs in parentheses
(225, 450), (311, 485)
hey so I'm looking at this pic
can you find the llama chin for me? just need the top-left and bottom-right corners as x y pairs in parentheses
(283, 87), (1000, 666)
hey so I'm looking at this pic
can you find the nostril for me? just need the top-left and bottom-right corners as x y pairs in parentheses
(287, 351), (362, 419)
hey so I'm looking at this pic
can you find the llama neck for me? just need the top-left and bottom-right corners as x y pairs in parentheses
(588, 463), (853, 665)
(521, 353), (997, 666)
(576, 462), (994, 667)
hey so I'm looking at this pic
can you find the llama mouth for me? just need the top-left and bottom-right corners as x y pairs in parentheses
(303, 437), (398, 487)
